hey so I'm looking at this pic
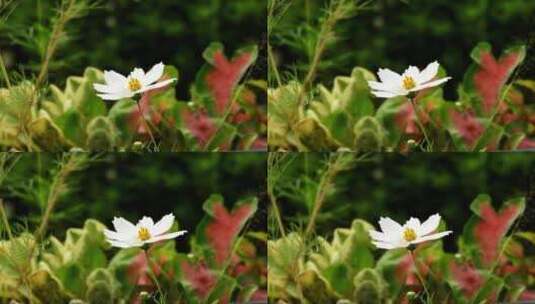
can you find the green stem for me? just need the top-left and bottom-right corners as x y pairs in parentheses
(409, 97), (432, 151)
(268, 45), (282, 87)
(0, 50), (11, 88)
(144, 249), (164, 300)
(136, 101), (159, 151)
(0, 200), (13, 239)
(409, 250), (431, 302)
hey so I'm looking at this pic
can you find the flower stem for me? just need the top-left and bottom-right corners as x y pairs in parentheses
(0, 199), (13, 239)
(136, 101), (159, 151)
(409, 98), (432, 151)
(409, 250), (431, 302)
(0, 50), (11, 89)
(143, 249), (164, 300)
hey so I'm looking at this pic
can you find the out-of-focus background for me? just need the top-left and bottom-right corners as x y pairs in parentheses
(0, 0), (266, 99)
(271, 0), (535, 99)
(1, 153), (267, 248)
(272, 153), (535, 252)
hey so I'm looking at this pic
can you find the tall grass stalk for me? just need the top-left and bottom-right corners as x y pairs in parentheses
(296, 0), (370, 110)
(304, 153), (360, 237)
(35, 153), (90, 241)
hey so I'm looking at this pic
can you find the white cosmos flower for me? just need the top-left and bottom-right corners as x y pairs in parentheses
(93, 62), (176, 101)
(368, 61), (451, 98)
(369, 214), (452, 250)
(104, 213), (187, 248)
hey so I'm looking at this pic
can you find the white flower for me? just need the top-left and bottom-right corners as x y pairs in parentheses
(369, 214), (452, 250)
(368, 61), (451, 98)
(93, 62), (176, 101)
(104, 213), (187, 248)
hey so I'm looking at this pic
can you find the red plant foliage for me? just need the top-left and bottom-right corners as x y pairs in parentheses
(449, 261), (484, 299)
(473, 51), (521, 114)
(205, 51), (253, 115)
(449, 110), (484, 148)
(473, 202), (522, 266)
(180, 260), (220, 301)
(182, 109), (217, 146)
(394, 102), (432, 137)
(204, 201), (256, 266)
(518, 138), (535, 149)
(126, 251), (164, 287)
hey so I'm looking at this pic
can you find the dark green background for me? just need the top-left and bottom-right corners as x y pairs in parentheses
(1, 0), (267, 99)
(2, 153), (267, 242)
(273, 153), (535, 252)
(272, 0), (535, 99)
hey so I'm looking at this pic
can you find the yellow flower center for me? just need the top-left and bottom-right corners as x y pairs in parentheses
(402, 76), (416, 90)
(137, 227), (151, 241)
(128, 78), (142, 91)
(403, 228), (417, 242)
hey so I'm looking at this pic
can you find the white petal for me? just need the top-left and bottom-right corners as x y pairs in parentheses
(129, 68), (145, 80)
(104, 229), (128, 241)
(377, 68), (402, 85)
(378, 217), (403, 235)
(418, 214), (441, 236)
(93, 83), (122, 94)
(410, 77), (451, 92)
(411, 231), (452, 245)
(405, 217), (421, 231)
(108, 239), (142, 248)
(142, 62), (165, 86)
(371, 90), (404, 98)
(112, 217), (137, 235)
(137, 216), (154, 229)
(368, 81), (393, 92)
(369, 230), (390, 242)
(417, 61), (439, 84)
(151, 214), (175, 236)
(145, 230), (188, 244)
(104, 70), (127, 86)
(97, 91), (133, 101)
(403, 66), (420, 80)
(136, 78), (176, 94)
(372, 241), (402, 249)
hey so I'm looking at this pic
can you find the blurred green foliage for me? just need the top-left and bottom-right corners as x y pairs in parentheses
(272, 153), (535, 251)
(1, 153), (267, 243)
(1, 0), (266, 99)
(272, 0), (535, 99)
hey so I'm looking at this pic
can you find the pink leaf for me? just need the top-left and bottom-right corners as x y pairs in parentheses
(180, 260), (219, 301)
(449, 110), (484, 148)
(205, 49), (256, 115)
(449, 261), (484, 299)
(182, 109), (217, 146)
(204, 200), (257, 266)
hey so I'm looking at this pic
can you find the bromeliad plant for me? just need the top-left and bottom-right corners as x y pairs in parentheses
(268, 42), (534, 151)
(268, 194), (535, 303)
(0, 195), (266, 304)
(0, 0), (266, 152)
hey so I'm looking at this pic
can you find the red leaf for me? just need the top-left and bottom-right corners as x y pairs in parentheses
(473, 50), (523, 114)
(128, 93), (163, 135)
(394, 251), (432, 289)
(126, 251), (163, 287)
(473, 201), (523, 266)
(204, 200), (256, 266)
(180, 260), (219, 301)
(205, 51), (254, 115)
(449, 110), (484, 148)
(518, 138), (535, 150)
(520, 290), (535, 301)
(182, 109), (217, 146)
(449, 261), (484, 299)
